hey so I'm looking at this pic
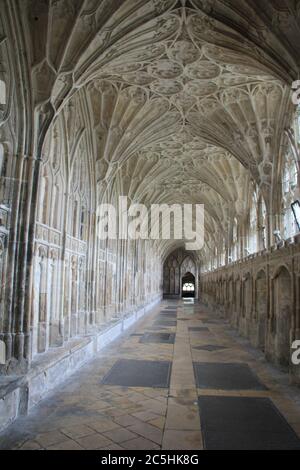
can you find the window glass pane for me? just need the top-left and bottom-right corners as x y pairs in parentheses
(183, 283), (195, 292)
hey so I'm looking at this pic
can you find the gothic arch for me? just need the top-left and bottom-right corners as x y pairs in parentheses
(272, 266), (293, 367)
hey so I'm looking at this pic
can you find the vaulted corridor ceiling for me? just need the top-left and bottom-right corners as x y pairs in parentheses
(11, 0), (300, 259)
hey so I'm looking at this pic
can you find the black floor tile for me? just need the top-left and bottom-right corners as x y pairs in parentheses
(193, 345), (227, 352)
(158, 312), (177, 319)
(154, 319), (177, 327)
(140, 332), (175, 344)
(193, 362), (267, 390)
(101, 359), (172, 388)
(147, 326), (168, 331)
(189, 327), (210, 332)
(198, 396), (300, 450)
(201, 318), (220, 324)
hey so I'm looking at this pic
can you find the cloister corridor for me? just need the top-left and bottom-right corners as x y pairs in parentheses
(1, 0), (300, 453)
(1, 300), (300, 451)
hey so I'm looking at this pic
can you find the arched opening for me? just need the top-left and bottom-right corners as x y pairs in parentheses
(182, 272), (195, 298)
(273, 267), (292, 367)
(242, 274), (252, 319)
(256, 270), (267, 352)
(163, 249), (196, 299)
(233, 277), (241, 328)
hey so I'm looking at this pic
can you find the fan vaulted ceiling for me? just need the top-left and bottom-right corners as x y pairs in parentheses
(24, 0), (300, 259)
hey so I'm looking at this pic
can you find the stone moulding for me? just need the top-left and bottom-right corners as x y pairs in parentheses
(0, 296), (161, 433)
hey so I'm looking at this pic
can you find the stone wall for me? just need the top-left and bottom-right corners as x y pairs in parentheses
(0, 296), (161, 432)
(200, 240), (300, 385)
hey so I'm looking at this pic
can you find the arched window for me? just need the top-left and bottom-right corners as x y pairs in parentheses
(232, 217), (238, 261)
(80, 206), (87, 240)
(249, 189), (258, 254)
(0, 80), (6, 105)
(52, 181), (62, 230)
(69, 149), (90, 241)
(42, 174), (49, 225)
(282, 138), (299, 239)
(258, 196), (267, 250)
(283, 158), (297, 195)
(73, 200), (78, 238)
(280, 106), (300, 239)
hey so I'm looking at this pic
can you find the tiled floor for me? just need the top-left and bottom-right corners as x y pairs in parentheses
(1, 300), (300, 450)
